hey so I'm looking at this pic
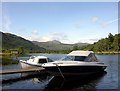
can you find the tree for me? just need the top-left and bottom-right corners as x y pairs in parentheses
(108, 33), (114, 43)
(112, 34), (120, 51)
(18, 47), (25, 55)
(82, 33), (120, 52)
(108, 33), (114, 50)
(73, 45), (79, 50)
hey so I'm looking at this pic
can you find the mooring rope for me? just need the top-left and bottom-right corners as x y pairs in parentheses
(55, 63), (65, 79)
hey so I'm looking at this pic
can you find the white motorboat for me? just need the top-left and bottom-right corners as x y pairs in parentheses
(19, 56), (53, 69)
(42, 51), (107, 76)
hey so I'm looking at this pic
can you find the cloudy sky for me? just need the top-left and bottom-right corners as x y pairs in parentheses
(2, 1), (118, 44)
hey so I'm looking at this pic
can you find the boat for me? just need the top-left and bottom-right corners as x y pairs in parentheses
(42, 50), (107, 76)
(19, 56), (53, 69)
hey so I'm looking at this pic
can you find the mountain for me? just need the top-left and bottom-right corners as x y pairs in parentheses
(2, 32), (119, 53)
(32, 40), (89, 51)
(1, 31), (89, 53)
(47, 40), (61, 44)
(1, 32), (46, 52)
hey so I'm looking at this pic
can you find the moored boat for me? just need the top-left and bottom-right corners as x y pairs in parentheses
(42, 50), (107, 76)
(19, 56), (53, 69)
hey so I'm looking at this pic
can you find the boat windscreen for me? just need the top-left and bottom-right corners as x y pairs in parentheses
(30, 56), (35, 59)
(48, 58), (53, 62)
(61, 56), (74, 61)
(60, 56), (87, 61)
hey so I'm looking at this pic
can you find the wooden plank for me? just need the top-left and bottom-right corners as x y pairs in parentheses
(0, 67), (45, 74)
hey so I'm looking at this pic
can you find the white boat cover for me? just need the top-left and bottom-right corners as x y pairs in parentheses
(68, 50), (98, 62)
(68, 50), (94, 56)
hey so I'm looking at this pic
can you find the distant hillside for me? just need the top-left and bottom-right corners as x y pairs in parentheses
(1, 32), (46, 52)
(32, 40), (89, 51)
(82, 33), (120, 52)
(1, 31), (89, 53)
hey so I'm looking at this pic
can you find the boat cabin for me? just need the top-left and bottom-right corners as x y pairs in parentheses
(61, 50), (98, 62)
(27, 56), (53, 65)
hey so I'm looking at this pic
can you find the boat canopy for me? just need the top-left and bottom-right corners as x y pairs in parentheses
(68, 50), (94, 56)
(68, 50), (98, 62)
(85, 53), (98, 62)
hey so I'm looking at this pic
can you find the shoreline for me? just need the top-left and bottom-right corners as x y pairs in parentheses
(1, 51), (120, 56)
(95, 51), (120, 54)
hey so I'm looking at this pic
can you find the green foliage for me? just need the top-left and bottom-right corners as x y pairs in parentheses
(18, 47), (25, 55)
(1, 57), (19, 65)
(82, 33), (120, 52)
(2, 32), (46, 53)
(72, 45), (79, 50)
(112, 34), (120, 51)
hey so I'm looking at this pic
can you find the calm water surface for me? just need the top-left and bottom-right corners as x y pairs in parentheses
(1, 54), (119, 90)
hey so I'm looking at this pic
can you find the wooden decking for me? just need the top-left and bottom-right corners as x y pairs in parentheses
(0, 67), (45, 74)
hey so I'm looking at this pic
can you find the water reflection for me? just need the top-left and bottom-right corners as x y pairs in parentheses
(2, 71), (107, 90)
(2, 73), (53, 90)
(45, 71), (107, 91)
(2, 72), (51, 85)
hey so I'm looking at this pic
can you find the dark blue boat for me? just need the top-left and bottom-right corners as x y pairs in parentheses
(42, 51), (107, 76)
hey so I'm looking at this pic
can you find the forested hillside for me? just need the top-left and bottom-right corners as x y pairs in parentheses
(81, 33), (120, 52)
(1, 32), (88, 53)
(1, 31), (119, 54)
(32, 40), (88, 51)
(1, 32), (46, 53)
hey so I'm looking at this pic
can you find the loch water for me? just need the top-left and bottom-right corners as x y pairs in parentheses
(1, 54), (119, 90)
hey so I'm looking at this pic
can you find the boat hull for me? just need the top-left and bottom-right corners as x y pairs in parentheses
(44, 65), (107, 76)
(19, 60), (41, 69)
